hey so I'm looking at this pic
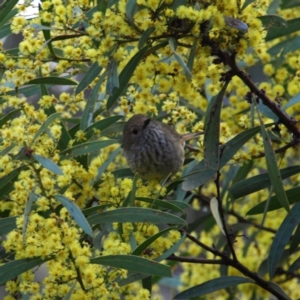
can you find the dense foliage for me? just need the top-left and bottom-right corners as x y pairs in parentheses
(0, 0), (300, 299)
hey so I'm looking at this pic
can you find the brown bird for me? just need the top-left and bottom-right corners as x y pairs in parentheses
(122, 114), (202, 180)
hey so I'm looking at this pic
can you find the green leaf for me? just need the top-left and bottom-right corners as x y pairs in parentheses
(281, 0), (300, 9)
(187, 39), (197, 71)
(0, 216), (17, 235)
(204, 82), (228, 170)
(282, 92), (300, 110)
(90, 255), (171, 277)
(0, 109), (21, 128)
(0, 23), (12, 39)
(258, 15), (288, 28)
(87, 207), (186, 226)
(84, 115), (123, 139)
(22, 186), (38, 243)
(125, 0), (137, 27)
(117, 272), (150, 287)
(63, 280), (77, 300)
(268, 203), (300, 279)
(231, 160), (253, 185)
(0, 166), (23, 191)
(79, 76), (103, 131)
(210, 197), (225, 235)
(132, 227), (177, 255)
(75, 62), (102, 95)
(97, 0), (107, 13)
(0, 257), (52, 285)
(288, 257), (300, 273)
(173, 52), (191, 81)
(289, 222), (300, 253)
(92, 146), (121, 184)
(32, 154), (64, 175)
(107, 44), (151, 109)
(54, 195), (93, 237)
(60, 140), (117, 158)
(138, 27), (155, 49)
(174, 276), (253, 299)
(31, 112), (61, 144)
(257, 108), (290, 213)
(247, 186), (300, 215)
(241, 0), (255, 10)
(268, 0), (281, 14)
(25, 77), (77, 86)
(155, 232), (186, 261)
(106, 59), (119, 95)
(265, 18), (300, 41)
(183, 126), (263, 191)
(0, 0), (18, 28)
(136, 197), (190, 213)
(268, 282), (292, 300)
(229, 166), (300, 199)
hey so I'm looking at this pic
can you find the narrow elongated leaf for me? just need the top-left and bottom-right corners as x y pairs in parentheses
(204, 82), (228, 170)
(0, 0), (18, 28)
(0, 109), (21, 128)
(60, 140), (117, 158)
(118, 272), (150, 287)
(0, 23), (12, 39)
(107, 44), (151, 109)
(25, 77), (77, 86)
(136, 197), (189, 212)
(265, 17), (300, 41)
(91, 255), (171, 277)
(32, 113), (61, 144)
(229, 166), (300, 199)
(75, 62), (102, 95)
(63, 280), (77, 300)
(0, 257), (52, 285)
(183, 126), (263, 190)
(281, 0), (300, 8)
(138, 27), (155, 49)
(288, 257), (300, 273)
(84, 115), (123, 139)
(268, 0), (281, 14)
(33, 154), (63, 175)
(155, 232), (186, 261)
(210, 197), (225, 235)
(289, 223), (300, 253)
(22, 186), (38, 243)
(0, 166), (23, 190)
(247, 186), (300, 215)
(132, 227), (176, 255)
(173, 52), (191, 81)
(126, 0), (137, 26)
(268, 203), (300, 279)
(257, 108), (290, 212)
(231, 160), (253, 185)
(174, 276), (252, 299)
(92, 146), (121, 184)
(87, 207), (186, 226)
(258, 15), (287, 28)
(268, 282), (292, 300)
(106, 59), (119, 94)
(241, 0), (255, 10)
(282, 92), (300, 110)
(187, 39), (197, 71)
(0, 216), (17, 235)
(97, 0), (107, 13)
(80, 77), (103, 130)
(54, 195), (93, 237)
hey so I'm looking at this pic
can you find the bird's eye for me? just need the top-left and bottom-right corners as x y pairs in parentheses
(132, 129), (139, 135)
